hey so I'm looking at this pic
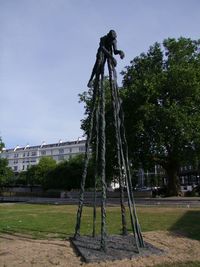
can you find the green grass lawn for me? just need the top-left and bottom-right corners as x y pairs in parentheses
(0, 204), (200, 267)
(0, 204), (200, 241)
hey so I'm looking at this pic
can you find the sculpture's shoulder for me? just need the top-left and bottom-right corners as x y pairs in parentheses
(99, 35), (107, 47)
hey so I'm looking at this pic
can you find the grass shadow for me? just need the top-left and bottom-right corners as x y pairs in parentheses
(169, 210), (200, 241)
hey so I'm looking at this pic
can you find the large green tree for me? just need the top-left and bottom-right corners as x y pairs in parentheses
(122, 37), (200, 196)
(44, 154), (94, 190)
(26, 157), (57, 188)
(0, 137), (4, 152)
(0, 158), (14, 187)
(0, 138), (14, 187)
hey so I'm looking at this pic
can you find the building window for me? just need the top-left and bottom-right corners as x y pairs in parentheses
(14, 154), (18, 158)
(13, 166), (18, 171)
(58, 155), (64, 161)
(14, 160), (18, 164)
(41, 151), (46, 155)
(31, 151), (37, 156)
(23, 153), (25, 157)
(69, 148), (72, 153)
(79, 146), (85, 152)
(59, 148), (64, 154)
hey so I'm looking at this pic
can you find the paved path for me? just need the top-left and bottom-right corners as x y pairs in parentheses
(1, 196), (200, 207)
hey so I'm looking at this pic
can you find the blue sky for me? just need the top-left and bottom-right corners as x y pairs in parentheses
(1, 0), (200, 149)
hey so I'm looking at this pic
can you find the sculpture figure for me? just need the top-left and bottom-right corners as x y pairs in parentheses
(74, 30), (144, 253)
(87, 30), (124, 88)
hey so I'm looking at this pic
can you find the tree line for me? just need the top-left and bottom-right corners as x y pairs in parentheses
(0, 153), (94, 191)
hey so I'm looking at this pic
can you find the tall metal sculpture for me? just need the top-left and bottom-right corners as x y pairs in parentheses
(74, 30), (144, 252)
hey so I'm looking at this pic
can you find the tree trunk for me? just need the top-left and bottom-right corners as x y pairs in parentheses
(165, 162), (181, 196)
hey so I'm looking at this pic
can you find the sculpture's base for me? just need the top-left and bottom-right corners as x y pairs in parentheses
(70, 234), (164, 263)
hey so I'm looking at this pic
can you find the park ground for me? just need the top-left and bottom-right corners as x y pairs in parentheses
(0, 203), (200, 267)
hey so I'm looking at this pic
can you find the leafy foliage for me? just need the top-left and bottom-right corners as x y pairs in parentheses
(43, 154), (94, 190)
(0, 138), (14, 187)
(20, 157), (57, 188)
(0, 137), (4, 152)
(122, 37), (200, 195)
(78, 37), (200, 196)
(16, 155), (94, 190)
(0, 158), (14, 187)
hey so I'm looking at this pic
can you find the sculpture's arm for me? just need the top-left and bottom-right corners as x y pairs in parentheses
(112, 40), (125, 59)
(101, 46), (117, 66)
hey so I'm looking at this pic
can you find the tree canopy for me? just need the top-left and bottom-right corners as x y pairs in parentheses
(0, 138), (14, 187)
(79, 37), (200, 196)
(0, 158), (14, 187)
(122, 37), (200, 195)
(43, 154), (94, 190)
(0, 137), (4, 152)
(14, 155), (93, 190)
(25, 157), (57, 187)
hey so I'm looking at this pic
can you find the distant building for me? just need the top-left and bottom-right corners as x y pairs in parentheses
(137, 164), (200, 192)
(0, 139), (86, 173)
(179, 166), (200, 192)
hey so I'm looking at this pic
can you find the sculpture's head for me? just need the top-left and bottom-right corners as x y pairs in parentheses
(108, 30), (117, 40)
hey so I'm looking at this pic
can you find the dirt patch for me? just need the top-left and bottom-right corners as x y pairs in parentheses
(0, 231), (200, 267)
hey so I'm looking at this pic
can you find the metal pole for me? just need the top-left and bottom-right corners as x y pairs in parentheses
(93, 86), (100, 237)
(107, 59), (127, 236)
(74, 78), (99, 239)
(99, 70), (107, 251)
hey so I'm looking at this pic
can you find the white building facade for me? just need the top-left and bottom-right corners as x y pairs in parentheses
(0, 140), (86, 173)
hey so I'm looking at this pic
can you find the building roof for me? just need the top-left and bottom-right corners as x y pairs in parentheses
(2, 139), (86, 152)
